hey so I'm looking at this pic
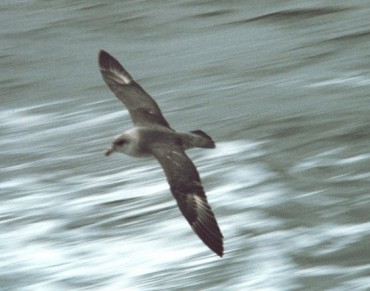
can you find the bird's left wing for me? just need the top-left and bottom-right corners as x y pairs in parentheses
(99, 50), (171, 128)
(151, 143), (224, 257)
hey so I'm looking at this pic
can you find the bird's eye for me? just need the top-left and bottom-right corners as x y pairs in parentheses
(115, 139), (125, 146)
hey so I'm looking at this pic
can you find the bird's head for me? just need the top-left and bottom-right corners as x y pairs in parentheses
(105, 134), (129, 156)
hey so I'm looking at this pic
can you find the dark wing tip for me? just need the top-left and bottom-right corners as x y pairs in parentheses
(98, 49), (133, 85)
(191, 213), (224, 257)
(180, 192), (224, 257)
(98, 49), (114, 69)
(99, 49), (109, 59)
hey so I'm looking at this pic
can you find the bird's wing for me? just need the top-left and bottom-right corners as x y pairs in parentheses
(99, 50), (171, 128)
(151, 143), (223, 257)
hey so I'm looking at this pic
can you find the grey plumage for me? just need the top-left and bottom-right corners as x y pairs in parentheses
(99, 50), (223, 257)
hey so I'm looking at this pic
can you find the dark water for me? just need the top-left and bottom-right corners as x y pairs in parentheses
(1, 1), (370, 290)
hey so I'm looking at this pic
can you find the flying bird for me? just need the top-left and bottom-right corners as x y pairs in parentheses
(98, 50), (223, 257)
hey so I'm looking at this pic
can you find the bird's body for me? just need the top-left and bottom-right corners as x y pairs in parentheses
(99, 50), (224, 257)
(107, 126), (215, 157)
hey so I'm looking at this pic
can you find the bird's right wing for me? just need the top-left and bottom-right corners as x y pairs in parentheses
(151, 143), (224, 257)
(99, 50), (171, 128)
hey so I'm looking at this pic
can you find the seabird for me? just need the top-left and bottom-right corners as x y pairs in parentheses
(98, 50), (224, 257)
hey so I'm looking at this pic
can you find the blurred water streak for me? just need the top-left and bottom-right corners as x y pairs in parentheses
(1, 1), (370, 290)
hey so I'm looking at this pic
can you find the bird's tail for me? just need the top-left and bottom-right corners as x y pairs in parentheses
(180, 130), (215, 150)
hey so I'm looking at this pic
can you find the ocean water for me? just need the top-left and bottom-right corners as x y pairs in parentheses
(1, 0), (370, 290)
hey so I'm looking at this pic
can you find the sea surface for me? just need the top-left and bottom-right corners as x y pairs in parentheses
(1, 1), (370, 290)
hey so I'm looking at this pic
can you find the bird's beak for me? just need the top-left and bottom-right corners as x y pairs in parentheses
(105, 146), (115, 156)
